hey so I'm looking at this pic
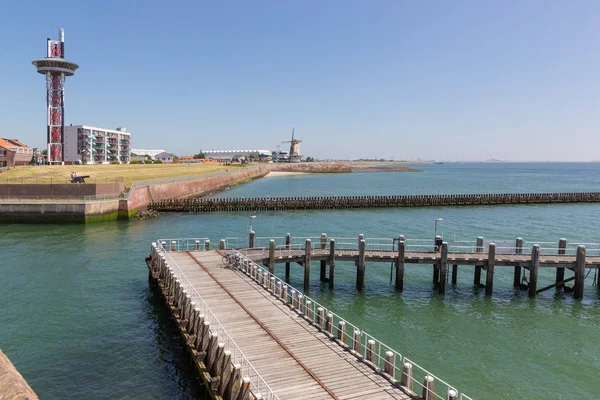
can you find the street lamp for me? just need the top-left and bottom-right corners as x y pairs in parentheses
(248, 215), (257, 233)
(434, 218), (443, 239)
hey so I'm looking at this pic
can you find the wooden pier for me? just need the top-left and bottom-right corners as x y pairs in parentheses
(148, 192), (600, 213)
(147, 243), (470, 400)
(236, 233), (598, 299)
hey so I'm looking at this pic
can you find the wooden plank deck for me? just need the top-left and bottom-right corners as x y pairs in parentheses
(169, 250), (412, 400)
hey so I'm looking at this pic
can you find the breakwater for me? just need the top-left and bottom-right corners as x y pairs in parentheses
(149, 192), (600, 212)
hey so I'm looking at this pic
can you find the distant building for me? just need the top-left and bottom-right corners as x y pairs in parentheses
(64, 125), (131, 164)
(0, 138), (34, 167)
(203, 149), (271, 161)
(130, 148), (166, 160)
(155, 152), (177, 163)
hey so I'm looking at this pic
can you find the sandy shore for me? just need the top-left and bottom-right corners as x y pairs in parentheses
(266, 171), (309, 177)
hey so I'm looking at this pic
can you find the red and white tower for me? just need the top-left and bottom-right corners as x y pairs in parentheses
(32, 28), (79, 164)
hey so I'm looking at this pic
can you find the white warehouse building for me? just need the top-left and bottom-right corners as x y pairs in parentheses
(64, 125), (131, 164)
(203, 149), (271, 161)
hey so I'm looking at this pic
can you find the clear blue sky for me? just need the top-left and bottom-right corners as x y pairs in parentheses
(1, 1), (598, 161)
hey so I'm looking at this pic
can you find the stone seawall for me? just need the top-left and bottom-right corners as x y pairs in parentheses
(0, 182), (124, 198)
(120, 167), (270, 218)
(0, 350), (38, 399)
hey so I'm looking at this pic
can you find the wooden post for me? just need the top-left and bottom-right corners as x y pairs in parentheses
(304, 239), (311, 292)
(204, 239), (210, 251)
(486, 243), (496, 296)
(352, 329), (361, 354)
(338, 321), (346, 344)
(317, 307), (324, 328)
(282, 284), (288, 304)
(329, 239), (336, 289)
(320, 233), (327, 282)
(384, 351), (395, 378)
(326, 313), (333, 336)
(556, 238), (567, 289)
(400, 362), (413, 391)
(422, 375), (435, 400)
(238, 377), (251, 400)
(225, 363), (241, 399)
(194, 240), (200, 251)
(474, 236), (484, 286)
(357, 239), (366, 291)
(451, 264), (458, 285)
(529, 244), (540, 297)
(249, 231), (255, 248)
(448, 389), (458, 400)
(366, 340), (376, 363)
(285, 233), (291, 281)
(396, 239), (405, 292)
(219, 239), (225, 250)
(574, 245), (586, 299)
(439, 242), (448, 294)
(513, 237), (523, 288)
(268, 239), (275, 274)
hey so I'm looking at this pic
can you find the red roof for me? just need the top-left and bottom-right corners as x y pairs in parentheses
(0, 138), (30, 148)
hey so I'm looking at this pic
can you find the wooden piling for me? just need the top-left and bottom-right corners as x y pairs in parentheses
(384, 351), (395, 378)
(268, 239), (275, 274)
(422, 375), (435, 400)
(529, 244), (540, 297)
(556, 238), (567, 288)
(574, 245), (586, 299)
(396, 239), (405, 292)
(400, 362), (413, 391)
(366, 340), (376, 363)
(451, 264), (458, 285)
(439, 242), (448, 294)
(219, 239), (225, 250)
(357, 239), (366, 291)
(513, 237), (523, 288)
(249, 231), (255, 248)
(304, 239), (311, 292)
(486, 243), (496, 296)
(474, 236), (484, 286)
(329, 239), (336, 289)
(204, 240), (210, 251)
(285, 233), (291, 281)
(194, 240), (200, 251)
(320, 233), (327, 282)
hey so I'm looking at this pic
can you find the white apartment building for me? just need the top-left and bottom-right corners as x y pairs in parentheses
(64, 125), (131, 164)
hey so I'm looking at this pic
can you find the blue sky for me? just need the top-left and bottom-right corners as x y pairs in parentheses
(1, 1), (598, 161)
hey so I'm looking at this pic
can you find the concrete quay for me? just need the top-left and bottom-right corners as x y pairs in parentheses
(0, 350), (38, 400)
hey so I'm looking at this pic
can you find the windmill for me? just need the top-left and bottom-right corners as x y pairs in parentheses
(281, 128), (302, 163)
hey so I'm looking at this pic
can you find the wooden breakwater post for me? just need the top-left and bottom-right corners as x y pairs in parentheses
(304, 239), (312, 292)
(320, 233), (328, 282)
(268, 239), (275, 274)
(433, 236), (442, 286)
(574, 245), (586, 299)
(485, 243), (496, 296)
(474, 237), (484, 286)
(513, 237), (523, 288)
(529, 244), (540, 297)
(396, 236), (405, 292)
(249, 230), (255, 248)
(438, 242), (448, 294)
(357, 239), (366, 291)
(556, 238), (567, 289)
(329, 239), (336, 289)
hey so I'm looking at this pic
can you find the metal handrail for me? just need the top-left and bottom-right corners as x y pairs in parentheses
(233, 248), (472, 400)
(155, 241), (278, 400)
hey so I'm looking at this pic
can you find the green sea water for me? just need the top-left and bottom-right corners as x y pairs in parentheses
(2, 162), (600, 399)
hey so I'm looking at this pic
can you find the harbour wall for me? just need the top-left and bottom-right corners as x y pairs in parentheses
(0, 182), (124, 198)
(0, 350), (38, 399)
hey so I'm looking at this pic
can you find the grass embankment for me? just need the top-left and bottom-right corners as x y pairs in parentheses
(0, 164), (244, 187)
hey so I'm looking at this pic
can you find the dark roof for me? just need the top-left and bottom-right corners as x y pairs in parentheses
(155, 152), (176, 158)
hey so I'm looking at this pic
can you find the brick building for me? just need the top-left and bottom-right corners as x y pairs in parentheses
(0, 138), (33, 167)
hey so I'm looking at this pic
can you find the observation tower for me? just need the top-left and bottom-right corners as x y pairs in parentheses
(32, 28), (79, 164)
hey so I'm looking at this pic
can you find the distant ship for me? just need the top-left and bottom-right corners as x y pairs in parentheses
(486, 158), (504, 162)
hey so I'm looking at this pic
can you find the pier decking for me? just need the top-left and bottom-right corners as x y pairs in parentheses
(147, 243), (469, 400)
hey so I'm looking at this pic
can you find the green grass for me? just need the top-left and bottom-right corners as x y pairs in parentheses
(0, 164), (244, 187)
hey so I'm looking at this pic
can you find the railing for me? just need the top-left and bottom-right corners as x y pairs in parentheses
(232, 248), (471, 400)
(155, 241), (278, 400)
(0, 194), (122, 202)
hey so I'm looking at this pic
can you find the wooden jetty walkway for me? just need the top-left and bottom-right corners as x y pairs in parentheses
(148, 192), (600, 213)
(147, 243), (470, 400)
(163, 232), (600, 299)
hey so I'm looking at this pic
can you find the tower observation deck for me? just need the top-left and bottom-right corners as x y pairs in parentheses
(32, 28), (79, 164)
